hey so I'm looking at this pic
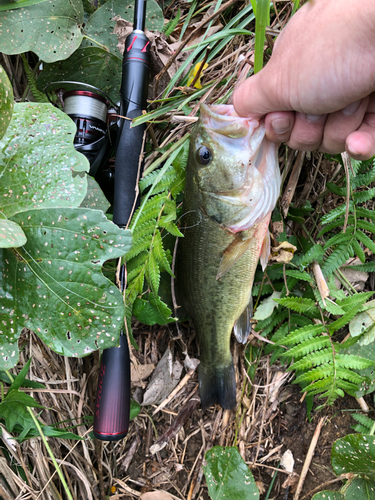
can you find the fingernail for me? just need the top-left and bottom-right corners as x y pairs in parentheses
(305, 113), (323, 122)
(271, 117), (292, 135)
(342, 100), (361, 116)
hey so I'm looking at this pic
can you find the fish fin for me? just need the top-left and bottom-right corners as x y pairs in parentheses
(216, 233), (252, 279)
(234, 297), (253, 344)
(259, 230), (271, 271)
(198, 362), (236, 411)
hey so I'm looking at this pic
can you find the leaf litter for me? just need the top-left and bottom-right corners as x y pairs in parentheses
(1, 1), (375, 500)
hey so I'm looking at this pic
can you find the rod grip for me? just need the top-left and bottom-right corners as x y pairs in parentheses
(93, 334), (130, 441)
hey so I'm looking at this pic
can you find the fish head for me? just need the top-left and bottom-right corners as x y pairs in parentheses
(189, 104), (280, 231)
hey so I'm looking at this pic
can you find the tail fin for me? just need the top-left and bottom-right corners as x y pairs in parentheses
(198, 362), (236, 411)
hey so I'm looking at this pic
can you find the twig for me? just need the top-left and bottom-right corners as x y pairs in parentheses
(293, 416), (327, 500)
(356, 397), (369, 412)
(300, 475), (350, 500)
(280, 151), (306, 218)
(152, 368), (198, 416)
(340, 152), (352, 233)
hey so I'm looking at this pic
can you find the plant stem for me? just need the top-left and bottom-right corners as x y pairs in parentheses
(253, 0), (270, 73)
(5, 370), (74, 500)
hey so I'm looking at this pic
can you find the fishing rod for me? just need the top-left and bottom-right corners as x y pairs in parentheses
(93, 0), (150, 441)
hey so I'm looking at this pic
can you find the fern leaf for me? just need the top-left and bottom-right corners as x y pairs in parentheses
(270, 323), (290, 343)
(336, 354), (375, 370)
(355, 229), (375, 253)
(323, 229), (354, 250)
(351, 413), (375, 430)
(285, 270), (313, 282)
(275, 296), (316, 314)
(294, 365), (333, 384)
(21, 54), (48, 103)
(335, 379), (361, 394)
(321, 242), (354, 275)
(255, 309), (289, 336)
(127, 266), (145, 296)
(126, 234), (153, 260)
(281, 336), (331, 359)
(131, 193), (169, 230)
(304, 377), (334, 395)
(326, 182), (346, 196)
(299, 244), (325, 269)
(289, 314), (315, 328)
(139, 168), (169, 192)
(356, 207), (375, 221)
(344, 261), (375, 272)
(158, 218), (183, 237)
(328, 304), (363, 334)
(337, 291), (374, 309)
(336, 367), (364, 385)
(357, 219), (375, 234)
(352, 423), (372, 433)
(351, 238), (366, 263)
(163, 7), (181, 37)
(318, 216), (355, 237)
(146, 251), (160, 294)
(132, 220), (157, 242)
(290, 348), (333, 371)
(277, 324), (326, 347)
(153, 230), (173, 275)
(353, 187), (375, 203)
(320, 202), (353, 225)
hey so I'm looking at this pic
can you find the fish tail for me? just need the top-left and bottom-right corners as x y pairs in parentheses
(198, 362), (236, 411)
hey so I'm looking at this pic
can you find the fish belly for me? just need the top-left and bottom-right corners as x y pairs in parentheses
(177, 208), (264, 410)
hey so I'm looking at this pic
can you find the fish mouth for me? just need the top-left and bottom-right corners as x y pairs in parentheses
(199, 104), (259, 139)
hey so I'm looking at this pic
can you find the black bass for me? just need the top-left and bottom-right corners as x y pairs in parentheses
(177, 104), (281, 410)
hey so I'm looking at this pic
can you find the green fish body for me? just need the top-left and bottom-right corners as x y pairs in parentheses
(177, 104), (281, 410)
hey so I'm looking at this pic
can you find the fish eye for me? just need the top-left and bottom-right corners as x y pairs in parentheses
(197, 146), (212, 165)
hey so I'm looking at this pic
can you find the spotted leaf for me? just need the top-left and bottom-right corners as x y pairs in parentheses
(0, 65), (13, 140)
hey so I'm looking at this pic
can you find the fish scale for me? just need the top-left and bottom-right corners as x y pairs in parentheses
(177, 104), (280, 410)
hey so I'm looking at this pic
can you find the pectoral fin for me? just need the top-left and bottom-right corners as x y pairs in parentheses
(216, 231), (252, 279)
(259, 230), (271, 271)
(234, 297), (253, 344)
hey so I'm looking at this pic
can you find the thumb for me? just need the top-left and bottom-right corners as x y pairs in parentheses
(233, 67), (291, 117)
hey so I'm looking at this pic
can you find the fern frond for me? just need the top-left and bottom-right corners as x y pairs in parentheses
(326, 182), (346, 196)
(275, 296), (316, 314)
(146, 251), (160, 294)
(285, 270), (312, 282)
(320, 202), (353, 225)
(153, 230), (173, 275)
(132, 220), (157, 241)
(335, 354), (375, 370)
(158, 218), (183, 237)
(131, 193), (169, 229)
(323, 229), (354, 250)
(277, 324), (326, 347)
(336, 367), (364, 385)
(353, 187), (375, 203)
(318, 216), (355, 237)
(21, 54), (48, 103)
(356, 207), (375, 221)
(356, 220), (375, 234)
(355, 229), (375, 253)
(344, 261), (375, 272)
(163, 7), (181, 37)
(290, 348), (333, 371)
(126, 234), (153, 260)
(270, 323), (290, 343)
(337, 291), (374, 309)
(335, 379), (362, 395)
(351, 238), (366, 263)
(289, 314), (315, 328)
(299, 244), (325, 268)
(321, 242), (354, 275)
(304, 377), (334, 395)
(328, 304), (363, 334)
(280, 336), (331, 359)
(351, 413), (375, 432)
(294, 365), (333, 384)
(255, 309), (289, 336)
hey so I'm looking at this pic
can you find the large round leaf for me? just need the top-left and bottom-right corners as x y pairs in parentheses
(0, 0), (84, 62)
(0, 218), (26, 248)
(203, 446), (259, 500)
(37, 46), (121, 102)
(0, 208), (131, 369)
(0, 65), (13, 140)
(345, 478), (375, 499)
(312, 493), (344, 500)
(0, 103), (89, 218)
(332, 434), (375, 480)
(82, 0), (164, 56)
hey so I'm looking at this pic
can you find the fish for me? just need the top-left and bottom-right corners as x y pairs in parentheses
(176, 104), (281, 410)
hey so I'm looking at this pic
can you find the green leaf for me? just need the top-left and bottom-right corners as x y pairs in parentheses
(80, 175), (110, 212)
(344, 477), (375, 500)
(0, 65), (13, 140)
(0, 0), (84, 62)
(0, 0), (49, 12)
(203, 446), (259, 500)
(299, 244), (325, 269)
(0, 370), (44, 388)
(0, 389), (43, 438)
(0, 103), (89, 218)
(332, 434), (375, 480)
(163, 7), (180, 37)
(281, 336), (331, 359)
(328, 304), (364, 334)
(355, 229), (375, 254)
(6, 357), (32, 394)
(37, 47), (121, 103)
(312, 492), (344, 500)
(130, 399), (141, 420)
(0, 208), (132, 369)
(0, 218), (27, 248)
(253, 291), (281, 320)
(345, 262), (375, 273)
(285, 269), (313, 282)
(275, 296), (316, 314)
(279, 324), (326, 347)
(133, 294), (175, 326)
(82, 0), (164, 56)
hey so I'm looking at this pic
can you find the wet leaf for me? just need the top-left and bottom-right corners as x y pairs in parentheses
(0, 103), (89, 218)
(203, 446), (259, 500)
(332, 434), (375, 480)
(0, 218), (26, 248)
(0, 0), (84, 62)
(82, 0), (164, 56)
(345, 477), (375, 499)
(0, 208), (132, 369)
(312, 492), (344, 500)
(37, 47), (121, 102)
(80, 175), (110, 213)
(0, 65), (13, 140)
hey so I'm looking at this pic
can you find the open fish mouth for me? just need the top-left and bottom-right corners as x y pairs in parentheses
(199, 104), (260, 140)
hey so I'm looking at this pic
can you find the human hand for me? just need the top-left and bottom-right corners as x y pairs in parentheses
(233, 0), (375, 160)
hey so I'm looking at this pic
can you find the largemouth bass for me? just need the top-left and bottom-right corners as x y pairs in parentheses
(177, 104), (281, 410)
